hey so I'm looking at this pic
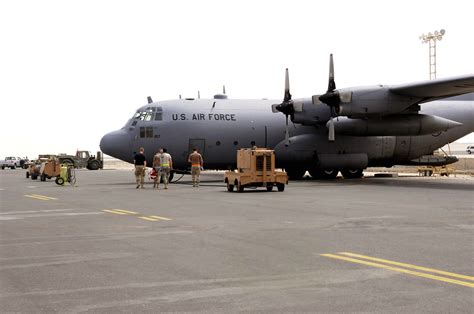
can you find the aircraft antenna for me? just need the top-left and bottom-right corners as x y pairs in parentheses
(223, 85), (226, 95)
(419, 29), (445, 80)
(179, 94), (182, 99)
(198, 91), (201, 99)
(147, 96), (153, 104)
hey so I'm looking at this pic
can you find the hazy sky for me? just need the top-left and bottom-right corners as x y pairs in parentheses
(1, 0), (473, 158)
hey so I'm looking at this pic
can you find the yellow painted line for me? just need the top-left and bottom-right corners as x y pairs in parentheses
(110, 209), (138, 215)
(339, 252), (474, 281)
(102, 209), (128, 215)
(321, 254), (474, 288)
(149, 215), (172, 221)
(24, 194), (56, 201)
(138, 216), (159, 222)
(32, 194), (57, 200)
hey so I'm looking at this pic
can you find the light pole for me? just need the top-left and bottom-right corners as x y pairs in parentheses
(420, 29), (445, 80)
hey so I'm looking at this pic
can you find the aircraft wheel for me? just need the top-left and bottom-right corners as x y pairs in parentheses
(309, 168), (339, 180)
(266, 185), (273, 192)
(341, 169), (364, 179)
(227, 182), (234, 192)
(286, 168), (305, 180)
(277, 183), (285, 192)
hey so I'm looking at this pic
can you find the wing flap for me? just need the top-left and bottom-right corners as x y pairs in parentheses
(390, 74), (474, 100)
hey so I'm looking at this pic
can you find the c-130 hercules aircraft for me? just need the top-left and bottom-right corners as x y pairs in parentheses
(100, 55), (474, 180)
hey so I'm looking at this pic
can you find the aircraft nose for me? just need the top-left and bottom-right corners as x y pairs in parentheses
(100, 130), (130, 159)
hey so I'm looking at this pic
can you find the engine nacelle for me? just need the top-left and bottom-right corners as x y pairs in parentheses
(312, 86), (420, 118)
(330, 114), (462, 136)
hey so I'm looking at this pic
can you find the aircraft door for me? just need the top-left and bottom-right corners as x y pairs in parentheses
(188, 138), (206, 158)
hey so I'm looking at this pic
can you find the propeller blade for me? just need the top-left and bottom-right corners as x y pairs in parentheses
(284, 115), (290, 145)
(327, 53), (336, 92)
(328, 116), (335, 142)
(284, 68), (291, 102)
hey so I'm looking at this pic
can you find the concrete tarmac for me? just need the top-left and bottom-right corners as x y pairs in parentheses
(0, 169), (473, 313)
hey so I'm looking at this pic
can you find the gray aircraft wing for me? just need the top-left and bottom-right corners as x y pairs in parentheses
(390, 74), (474, 102)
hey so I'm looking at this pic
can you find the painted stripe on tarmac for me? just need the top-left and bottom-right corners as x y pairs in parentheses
(138, 216), (160, 222)
(149, 215), (172, 221)
(111, 209), (138, 215)
(321, 253), (474, 288)
(102, 209), (129, 215)
(339, 252), (474, 281)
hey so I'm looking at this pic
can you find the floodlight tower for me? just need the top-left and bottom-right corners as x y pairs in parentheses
(419, 29), (446, 80)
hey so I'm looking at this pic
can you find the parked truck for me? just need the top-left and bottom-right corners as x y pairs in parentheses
(56, 150), (104, 170)
(1, 156), (23, 169)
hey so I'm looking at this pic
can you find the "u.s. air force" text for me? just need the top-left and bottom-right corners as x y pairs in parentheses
(172, 113), (236, 121)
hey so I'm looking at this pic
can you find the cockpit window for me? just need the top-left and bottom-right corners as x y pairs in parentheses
(133, 107), (163, 121)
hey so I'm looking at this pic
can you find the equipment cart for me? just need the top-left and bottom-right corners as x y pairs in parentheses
(224, 148), (288, 192)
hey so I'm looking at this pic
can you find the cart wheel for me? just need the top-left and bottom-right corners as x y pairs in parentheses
(40, 174), (46, 181)
(266, 185), (273, 192)
(26, 171), (30, 178)
(237, 182), (244, 192)
(31, 173), (38, 180)
(227, 182), (234, 192)
(55, 177), (65, 185)
(277, 183), (285, 192)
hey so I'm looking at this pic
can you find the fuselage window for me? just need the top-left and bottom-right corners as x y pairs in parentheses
(216, 141), (221, 146)
(233, 141), (238, 146)
(146, 127), (153, 138)
(132, 121), (137, 126)
(154, 112), (162, 120)
(139, 127), (154, 138)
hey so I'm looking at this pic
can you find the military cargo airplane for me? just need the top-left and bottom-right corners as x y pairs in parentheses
(100, 55), (474, 180)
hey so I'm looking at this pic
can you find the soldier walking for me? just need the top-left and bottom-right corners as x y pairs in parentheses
(188, 148), (203, 187)
(134, 147), (146, 189)
(159, 148), (173, 189)
(152, 149), (162, 188)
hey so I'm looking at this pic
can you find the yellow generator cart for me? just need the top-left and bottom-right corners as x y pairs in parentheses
(224, 148), (288, 192)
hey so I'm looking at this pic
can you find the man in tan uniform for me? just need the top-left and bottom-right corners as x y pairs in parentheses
(188, 148), (203, 187)
(152, 149), (162, 188)
(159, 148), (173, 189)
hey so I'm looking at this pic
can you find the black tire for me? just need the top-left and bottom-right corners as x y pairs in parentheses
(237, 182), (244, 192)
(31, 173), (38, 180)
(277, 183), (285, 192)
(266, 185), (273, 192)
(55, 177), (65, 185)
(309, 168), (339, 180)
(11, 166), (16, 170)
(1, 166), (4, 170)
(286, 168), (306, 180)
(227, 182), (234, 192)
(87, 160), (100, 170)
(40, 174), (46, 181)
(26, 171), (30, 178)
(341, 169), (364, 179)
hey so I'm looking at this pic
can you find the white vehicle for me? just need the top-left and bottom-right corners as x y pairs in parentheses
(467, 146), (474, 154)
(1, 156), (22, 169)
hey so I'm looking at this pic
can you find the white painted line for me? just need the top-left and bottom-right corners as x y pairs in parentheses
(1, 209), (77, 215)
